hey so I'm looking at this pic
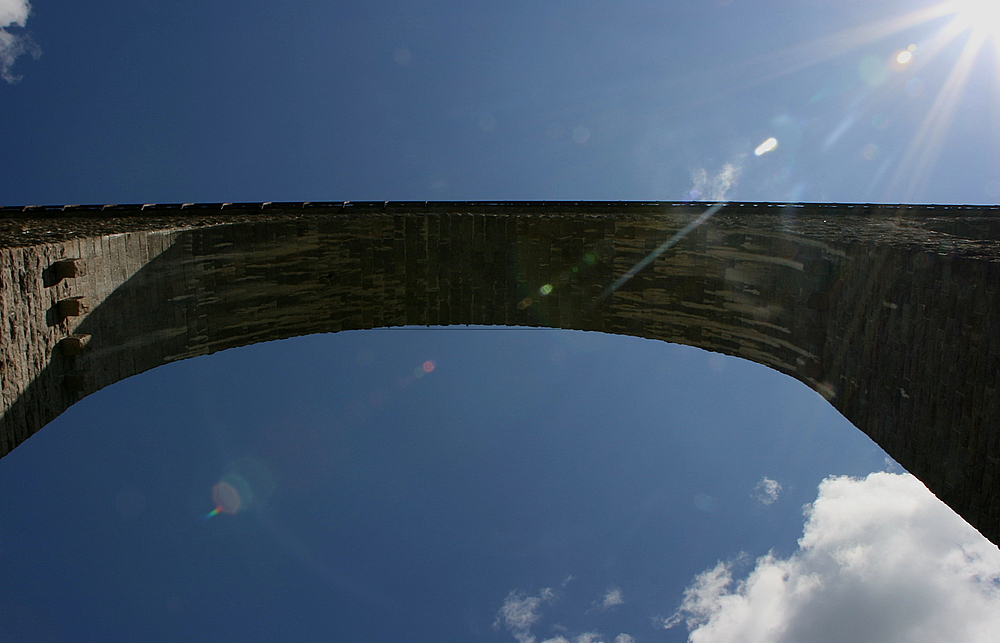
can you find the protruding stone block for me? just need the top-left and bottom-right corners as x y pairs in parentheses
(44, 258), (87, 287)
(56, 297), (89, 319)
(57, 334), (91, 356)
(52, 258), (85, 280)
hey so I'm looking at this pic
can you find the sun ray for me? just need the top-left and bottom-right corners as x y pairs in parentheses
(722, 3), (960, 87)
(528, 2), (968, 131)
(949, 0), (1000, 40)
(900, 14), (977, 73)
(513, 0), (999, 202)
(591, 202), (725, 307)
(614, 3), (975, 128)
(992, 37), (1000, 153)
(889, 25), (990, 200)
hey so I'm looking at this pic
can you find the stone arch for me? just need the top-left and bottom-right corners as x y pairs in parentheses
(1, 202), (998, 544)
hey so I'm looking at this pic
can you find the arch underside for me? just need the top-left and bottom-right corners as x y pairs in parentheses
(1, 202), (998, 545)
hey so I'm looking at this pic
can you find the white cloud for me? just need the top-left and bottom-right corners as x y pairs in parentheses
(613, 635), (635, 643)
(495, 588), (556, 643)
(0, 0), (39, 83)
(689, 161), (743, 201)
(0, 0), (29, 26)
(753, 477), (782, 505)
(662, 472), (1000, 643)
(574, 634), (603, 643)
(600, 587), (625, 610)
(540, 638), (570, 643)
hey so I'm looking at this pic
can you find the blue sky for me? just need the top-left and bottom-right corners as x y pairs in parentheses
(1, 0), (999, 204)
(1, 330), (897, 642)
(2, 1), (1000, 642)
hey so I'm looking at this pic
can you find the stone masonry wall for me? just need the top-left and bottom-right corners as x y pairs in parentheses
(0, 201), (998, 545)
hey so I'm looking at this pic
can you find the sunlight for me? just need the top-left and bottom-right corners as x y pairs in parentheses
(727, 3), (959, 86)
(645, 1), (995, 202)
(884, 0), (998, 198)
(951, 0), (1000, 39)
(656, 0), (1000, 200)
(891, 27), (986, 198)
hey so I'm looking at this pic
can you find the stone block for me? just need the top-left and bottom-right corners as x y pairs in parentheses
(57, 334), (91, 356)
(56, 297), (89, 319)
(53, 258), (84, 280)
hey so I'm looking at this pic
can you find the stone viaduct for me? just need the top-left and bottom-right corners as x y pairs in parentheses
(1, 201), (998, 545)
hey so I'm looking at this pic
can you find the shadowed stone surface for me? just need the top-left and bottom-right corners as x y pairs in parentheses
(1, 201), (998, 545)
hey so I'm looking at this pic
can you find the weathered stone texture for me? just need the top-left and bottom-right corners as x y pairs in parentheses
(0, 229), (182, 454)
(1, 201), (998, 546)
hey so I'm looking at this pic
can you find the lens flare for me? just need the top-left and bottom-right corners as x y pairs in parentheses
(203, 470), (259, 521)
(212, 480), (241, 513)
(754, 137), (778, 156)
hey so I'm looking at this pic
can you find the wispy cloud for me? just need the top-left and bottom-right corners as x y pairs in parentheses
(689, 160), (744, 201)
(542, 634), (633, 643)
(661, 472), (1000, 642)
(495, 588), (556, 643)
(883, 456), (904, 473)
(0, 0), (39, 83)
(497, 585), (632, 643)
(599, 587), (624, 610)
(753, 476), (782, 505)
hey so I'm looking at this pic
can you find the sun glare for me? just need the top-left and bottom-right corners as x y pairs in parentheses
(951, 0), (1000, 38)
